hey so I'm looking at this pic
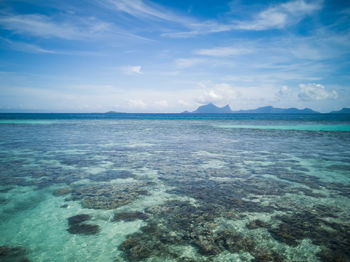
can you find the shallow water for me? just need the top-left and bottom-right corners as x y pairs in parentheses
(0, 115), (349, 262)
(215, 124), (350, 131)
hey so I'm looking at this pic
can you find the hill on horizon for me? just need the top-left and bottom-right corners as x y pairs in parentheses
(184, 103), (345, 114)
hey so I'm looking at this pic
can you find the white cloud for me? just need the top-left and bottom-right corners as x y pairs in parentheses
(298, 83), (338, 101)
(289, 32), (350, 61)
(128, 99), (147, 108)
(197, 81), (207, 89)
(290, 43), (328, 60)
(281, 85), (289, 92)
(121, 65), (143, 75)
(0, 14), (110, 39)
(154, 100), (168, 107)
(107, 0), (187, 23)
(282, 0), (322, 14)
(277, 85), (290, 97)
(175, 58), (203, 68)
(106, 0), (321, 38)
(235, 0), (322, 30)
(162, 21), (233, 38)
(0, 37), (56, 54)
(178, 99), (190, 106)
(104, 0), (234, 38)
(161, 0), (323, 38)
(195, 46), (251, 57)
(198, 83), (238, 105)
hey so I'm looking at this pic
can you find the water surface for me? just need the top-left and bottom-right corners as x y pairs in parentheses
(0, 114), (349, 261)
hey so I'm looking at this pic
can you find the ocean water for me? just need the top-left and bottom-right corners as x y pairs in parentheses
(0, 113), (349, 262)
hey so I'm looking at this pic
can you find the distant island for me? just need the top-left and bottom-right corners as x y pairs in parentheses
(184, 103), (350, 114)
(330, 108), (350, 114)
(191, 103), (233, 113)
(105, 111), (126, 114)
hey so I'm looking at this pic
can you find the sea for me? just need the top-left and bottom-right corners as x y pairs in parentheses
(0, 113), (349, 262)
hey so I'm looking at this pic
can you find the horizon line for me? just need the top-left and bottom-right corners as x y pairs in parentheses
(0, 104), (349, 114)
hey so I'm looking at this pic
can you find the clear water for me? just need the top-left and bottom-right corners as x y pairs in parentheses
(0, 114), (349, 262)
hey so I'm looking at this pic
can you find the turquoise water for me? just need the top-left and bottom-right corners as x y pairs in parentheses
(0, 115), (349, 261)
(0, 120), (56, 124)
(215, 124), (350, 131)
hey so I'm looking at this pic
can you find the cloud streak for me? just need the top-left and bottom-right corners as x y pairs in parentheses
(0, 37), (57, 54)
(175, 58), (203, 68)
(0, 13), (148, 42)
(106, 0), (188, 24)
(195, 46), (252, 57)
(234, 0), (322, 30)
(120, 65), (143, 75)
(163, 0), (323, 38)
(0, 14), (99, 39)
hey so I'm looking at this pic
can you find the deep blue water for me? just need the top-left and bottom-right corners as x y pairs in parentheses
(1, 112), (350, 121)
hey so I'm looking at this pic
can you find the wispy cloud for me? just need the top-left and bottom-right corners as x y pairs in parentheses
(175, 58), (203, 68)
(103, 0), (235, 38)
(120, 65), (143, 75)
(195, 46), (252, 57)
(235, 0), (322, 30)
(0, 0), (324, 43)
(162, 0), (323, 37)
(0, 0), (348, 113)
(106, 0), (187, 23)
(288, 33), (350, 60)
(0, 37), (106, 56)
(0, 14), (105, 39)
(162, 21), (233, 38)
(128, 99), (147, 108)
(0, 13), (146, 42)
(154, 100), (168, 107)
(0, 37), (56, 54)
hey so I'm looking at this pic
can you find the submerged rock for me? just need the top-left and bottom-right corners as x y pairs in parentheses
(53, 187), (73, 196)
(113, 212), (148, 222)
(268, 211), (350, 261)
(120, 238), (153, 260)
(0, 187), (13, 193)
(88, 170), (136, 182)
(0, 197), (9, 204)
(119, 201), (285, 261)
(68, 214), (90, 226)
(0, 246), (30, 262)
(67, 224), (100, 235)
(69, 183), (150, 210)
(67, 214), (100, 235)
(246, 219), (269, 230)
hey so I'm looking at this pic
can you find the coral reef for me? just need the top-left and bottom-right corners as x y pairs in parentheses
(267, 210), (350, 261)
(113, 212), (148, 222)
(53, 187), (73, 196)
(0, 246), (30, 262)
(68, 183), (150, 209)
(67, 214), (100, 235)
(119, 201), (284, 261)
(246, 219), (269, 230)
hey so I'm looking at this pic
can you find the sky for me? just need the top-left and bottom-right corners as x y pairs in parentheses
(0, 0), (349, 113)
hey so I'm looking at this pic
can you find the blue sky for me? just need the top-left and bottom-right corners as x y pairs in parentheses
(0, 0), (349, 112)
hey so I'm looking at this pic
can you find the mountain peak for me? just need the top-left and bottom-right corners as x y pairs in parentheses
(330, 108), (350, 114)
(187, 104), (321, 114)
(192, 103), (232, 113)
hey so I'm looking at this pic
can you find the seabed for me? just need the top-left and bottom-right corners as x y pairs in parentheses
(0, 119), (349, 261)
